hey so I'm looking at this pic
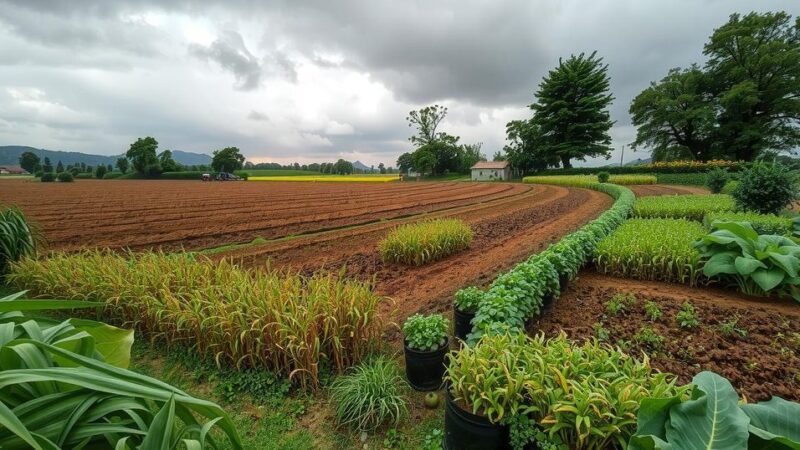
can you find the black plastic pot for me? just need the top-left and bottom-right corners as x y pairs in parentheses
(444, 388), (510, 450)
(404, 338), (449, 391)
(453, 307), (475, 342)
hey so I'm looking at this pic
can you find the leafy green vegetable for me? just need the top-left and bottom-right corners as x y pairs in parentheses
(403, 314), (448, 351)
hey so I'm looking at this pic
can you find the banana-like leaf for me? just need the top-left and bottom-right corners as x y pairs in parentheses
(67, 319), (133, 368)
(742, 397), (800, 450)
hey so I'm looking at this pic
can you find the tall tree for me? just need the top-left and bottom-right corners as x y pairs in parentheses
(411, 148), (436, 175)
(56, 161), (64, 173)
(406, 105), (449, 146)
(704, 11), (800, 161)
(406, 105), (462, 175)
(378, 163), (386, 174)
(492, 151), (506, 161)
(158, 150), (180, 172)
(460, 143), (485, 173)
(531, 52), (615, 168)
(396, 152), (414, 173)
(42, 157), (53, 173)
(629, 66), (717, 161)
(211, 147), (245, 172)
(126, 137), (161, 176)
(116, 157), (129, 174)
(332, 159), (354, 175)
(18, 151), (39, 173)
(503, 119), (559, 174)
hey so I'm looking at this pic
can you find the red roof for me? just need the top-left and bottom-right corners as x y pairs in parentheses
(471, 161), (509, 169)
(0, 165), (28, 174)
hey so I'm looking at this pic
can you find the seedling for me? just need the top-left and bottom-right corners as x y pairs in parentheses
(675, 301), (700, 329)
(644, 301), (662, 321)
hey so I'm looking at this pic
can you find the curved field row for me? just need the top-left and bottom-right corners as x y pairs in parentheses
(628, 184), (709, 196)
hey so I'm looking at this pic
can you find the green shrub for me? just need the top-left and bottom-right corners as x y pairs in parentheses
(402, 313), (448, 351)
(721, 180), (739, 194)
(103, 171), (123, 179)
(379, 219), (473, 266)
(732, 162), (798, 214)
(633, 194), (734, 221)
(33, 170), (43, 178)
(454, 286), (484, 313)
(446, 332), (685, 449)
(594, 218), (705, 285)
(0, 207), (38, 276)
(597, 171), (610, 183)
(0, 292), (242, 449)
(57, 171), (74, 182)
(95, 165), (107, 178)
(703, 211), (792, 235)
(694, 221), (800, 302)
(74, 172), (93, 179)
(40, 172), (55, 182)
(705, 167), (729, 193)
(330, 357), (408, 431)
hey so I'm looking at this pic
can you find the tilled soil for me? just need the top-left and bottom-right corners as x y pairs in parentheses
(628, 184), (709, 196)
(536, 271), (800, 401)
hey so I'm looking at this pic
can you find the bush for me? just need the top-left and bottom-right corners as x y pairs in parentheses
(95, 165), (107, 178)
(594, 219), (705, 285)
(330, 357), (408, 431)
(0, 207), (38, 276)
(34, 170), (43, 178)
(705, 167), (729, 193)
(732, 162), (798, 214)
(75, 173), (94, 179)
(703, 211), (792, 235)
(454, 286), (484, 313)
(446, 332), (685, 449)
(379, 219), (473, 266)
(721, 180), (739, 194)
(7, 251), (382, 388)
(40, 172), (55, 182)
(57, 171), (74, 182)
(402, 313), (448, 351)
(633, 194), (734, 221)
(597, 171), (610, 183)
(103, 171), (123, 179)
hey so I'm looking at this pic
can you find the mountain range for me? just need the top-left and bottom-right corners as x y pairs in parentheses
(0, 145), (212, 167)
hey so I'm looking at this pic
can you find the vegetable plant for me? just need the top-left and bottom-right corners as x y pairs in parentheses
(634, 325), (664, 352)
(329, 357), (408, 431)
(379, 218), (473, 266)
(453, 286), (484, 313)
(524, 174), (656, 186)
(693, 221), (800, 301)
(675, 301), (700, 329)
(403, 313), (449, 351)
(606, 292), (635, 316)
(644, 301), (662, 321)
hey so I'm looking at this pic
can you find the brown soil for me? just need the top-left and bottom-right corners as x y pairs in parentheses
(628, 184), (710, 196)
(220, 184), (613, 325)
(536, 271), (800, 401)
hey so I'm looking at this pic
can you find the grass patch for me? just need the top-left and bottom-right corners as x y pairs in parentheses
(594, 218), (705, 285)
(633, 194), (734, 221)
(524, 174), (656, 186)
(379, 218), (473, 265)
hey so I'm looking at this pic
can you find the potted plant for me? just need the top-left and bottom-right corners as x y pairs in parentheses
(402, 313), (449, 391)
(453, 287), (483, 341)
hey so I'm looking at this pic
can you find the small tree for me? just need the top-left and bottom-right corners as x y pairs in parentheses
(705, 168), (729, 194)
(95, 165), (107, 179)
(116, 157), (129, 174)
(55, 161), (64, 173)
(18, 152), (40, 173)
(42, 157), (53, 173)
(158, 150), (180, 172)
(732, 162), (798, 214)
(597, 171), (610, 183)
(126, 137), (161, 176)
(211, 147), (245, 172)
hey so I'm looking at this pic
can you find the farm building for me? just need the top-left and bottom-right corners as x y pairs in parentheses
(0, 165), (28, 174)
(470, 161), (510, 181)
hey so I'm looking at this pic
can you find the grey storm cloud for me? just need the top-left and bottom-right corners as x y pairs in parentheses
(0, 0), (798, 166)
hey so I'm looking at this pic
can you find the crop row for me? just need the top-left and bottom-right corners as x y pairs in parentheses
(523, 174), (656, 186)
(632, 194), (734, 221)
(379, 218), (473, 266)
(466, 182), (635, 338)
(7, 251), (382, 388)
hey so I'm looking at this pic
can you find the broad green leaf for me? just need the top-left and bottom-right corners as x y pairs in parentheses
(0, 400), (42, 450)
(734, 256), (766, 276)
(67, 319), (133, 368)
(751, 267), (786, 292)
(742, 397), (800, 449)
(140, 396), (175, 450)
(704, 251), (738, 276)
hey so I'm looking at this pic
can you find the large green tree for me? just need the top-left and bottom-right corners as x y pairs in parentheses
(331, 159), (354, 175)
(158, 150), (180, 172)
(503, 119), (558, 174)
(530, 52), (615, 169)
(126, 137), (161, 176)
(459, 143), (485, 172)
(396, 152), (414, 173)
(115, 157), (129, 174)
(629, 66), (717, 161)
(211, 147), (245, 172)
(18, 152), (39, 173)
(405, 105), (464, 175)
(704, 11), (800, 161)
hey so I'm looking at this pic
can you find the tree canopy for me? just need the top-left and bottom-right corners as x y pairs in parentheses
(18, 152), (39, 173)
(158, 150), (180, 172)
(115, 157), (129, 174)
(211, 147), (245, 172)
(126, 137), (161, 176)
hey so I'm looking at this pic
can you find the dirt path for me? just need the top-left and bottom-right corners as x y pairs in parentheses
(628, 184), (709, 196)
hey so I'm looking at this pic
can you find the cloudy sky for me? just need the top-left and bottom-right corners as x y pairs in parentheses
(1, 1), (798, 167)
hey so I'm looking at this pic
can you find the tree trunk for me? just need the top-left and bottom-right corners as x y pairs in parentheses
(560, 156), (572, 169)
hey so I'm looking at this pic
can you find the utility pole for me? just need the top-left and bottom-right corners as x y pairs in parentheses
(620, 144), (625, 167)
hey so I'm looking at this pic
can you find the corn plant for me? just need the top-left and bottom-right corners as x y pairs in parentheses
(594, 219), (705, 285)
(633, 194), (734, 221)
(0, 207), (40, 277)
(446, 332), (685, 450)
(7, 251), (382, 388)
(0, 291), (242, 449)
(379, 218), (473, 266)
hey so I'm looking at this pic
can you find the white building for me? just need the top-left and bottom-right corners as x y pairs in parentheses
(470, 161), (511, 181)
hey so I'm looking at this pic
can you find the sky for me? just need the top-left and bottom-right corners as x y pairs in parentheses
(0, 1), (798, 168)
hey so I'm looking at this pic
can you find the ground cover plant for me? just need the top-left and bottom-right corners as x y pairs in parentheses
(632, 194), (734, 221)
(594, 218), (705, 285)
(379, 218), (473, 266)
(523, 174), (656, 186)
(7, 251), (382, 388)
(694, 221), (800, 302)
(0, 291), (242, 449)
(330, 357), (408, 432)
(446, 332), (685, 449)
(0, 207), (38, 277)
(703, 211), (793, 235)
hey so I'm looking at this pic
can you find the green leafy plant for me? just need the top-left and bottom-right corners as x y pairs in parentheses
(634, 325), (664, 352)
(453, 286), (484, 313)
(732, 162), (798, 215)
(0, 291), (242, 449)
(705, 167), (729, 193)
(630, 371), (800, 450)
(329, 357), (408, 432)
(675, 301), (700, 329)
(593, 321), (610, 341)
(421, 428), (444, 450)
(40, 172), (55, 182)
(403, 314), (449, 351)
(597, 171), (610, 183)
(56, 171), (74, 182)
(379, 219), (473, 266)
(703, 211), (792, 235)
(718, 317), (747, 338)
(606, 292), (635, 316)
(644, 301), (662, 321)
(0, 207), (39, 277)
(694, 221), (800, 301)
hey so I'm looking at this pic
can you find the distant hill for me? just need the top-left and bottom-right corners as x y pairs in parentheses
(352, 160), (375, 172)
(0, 145), (212, 167)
